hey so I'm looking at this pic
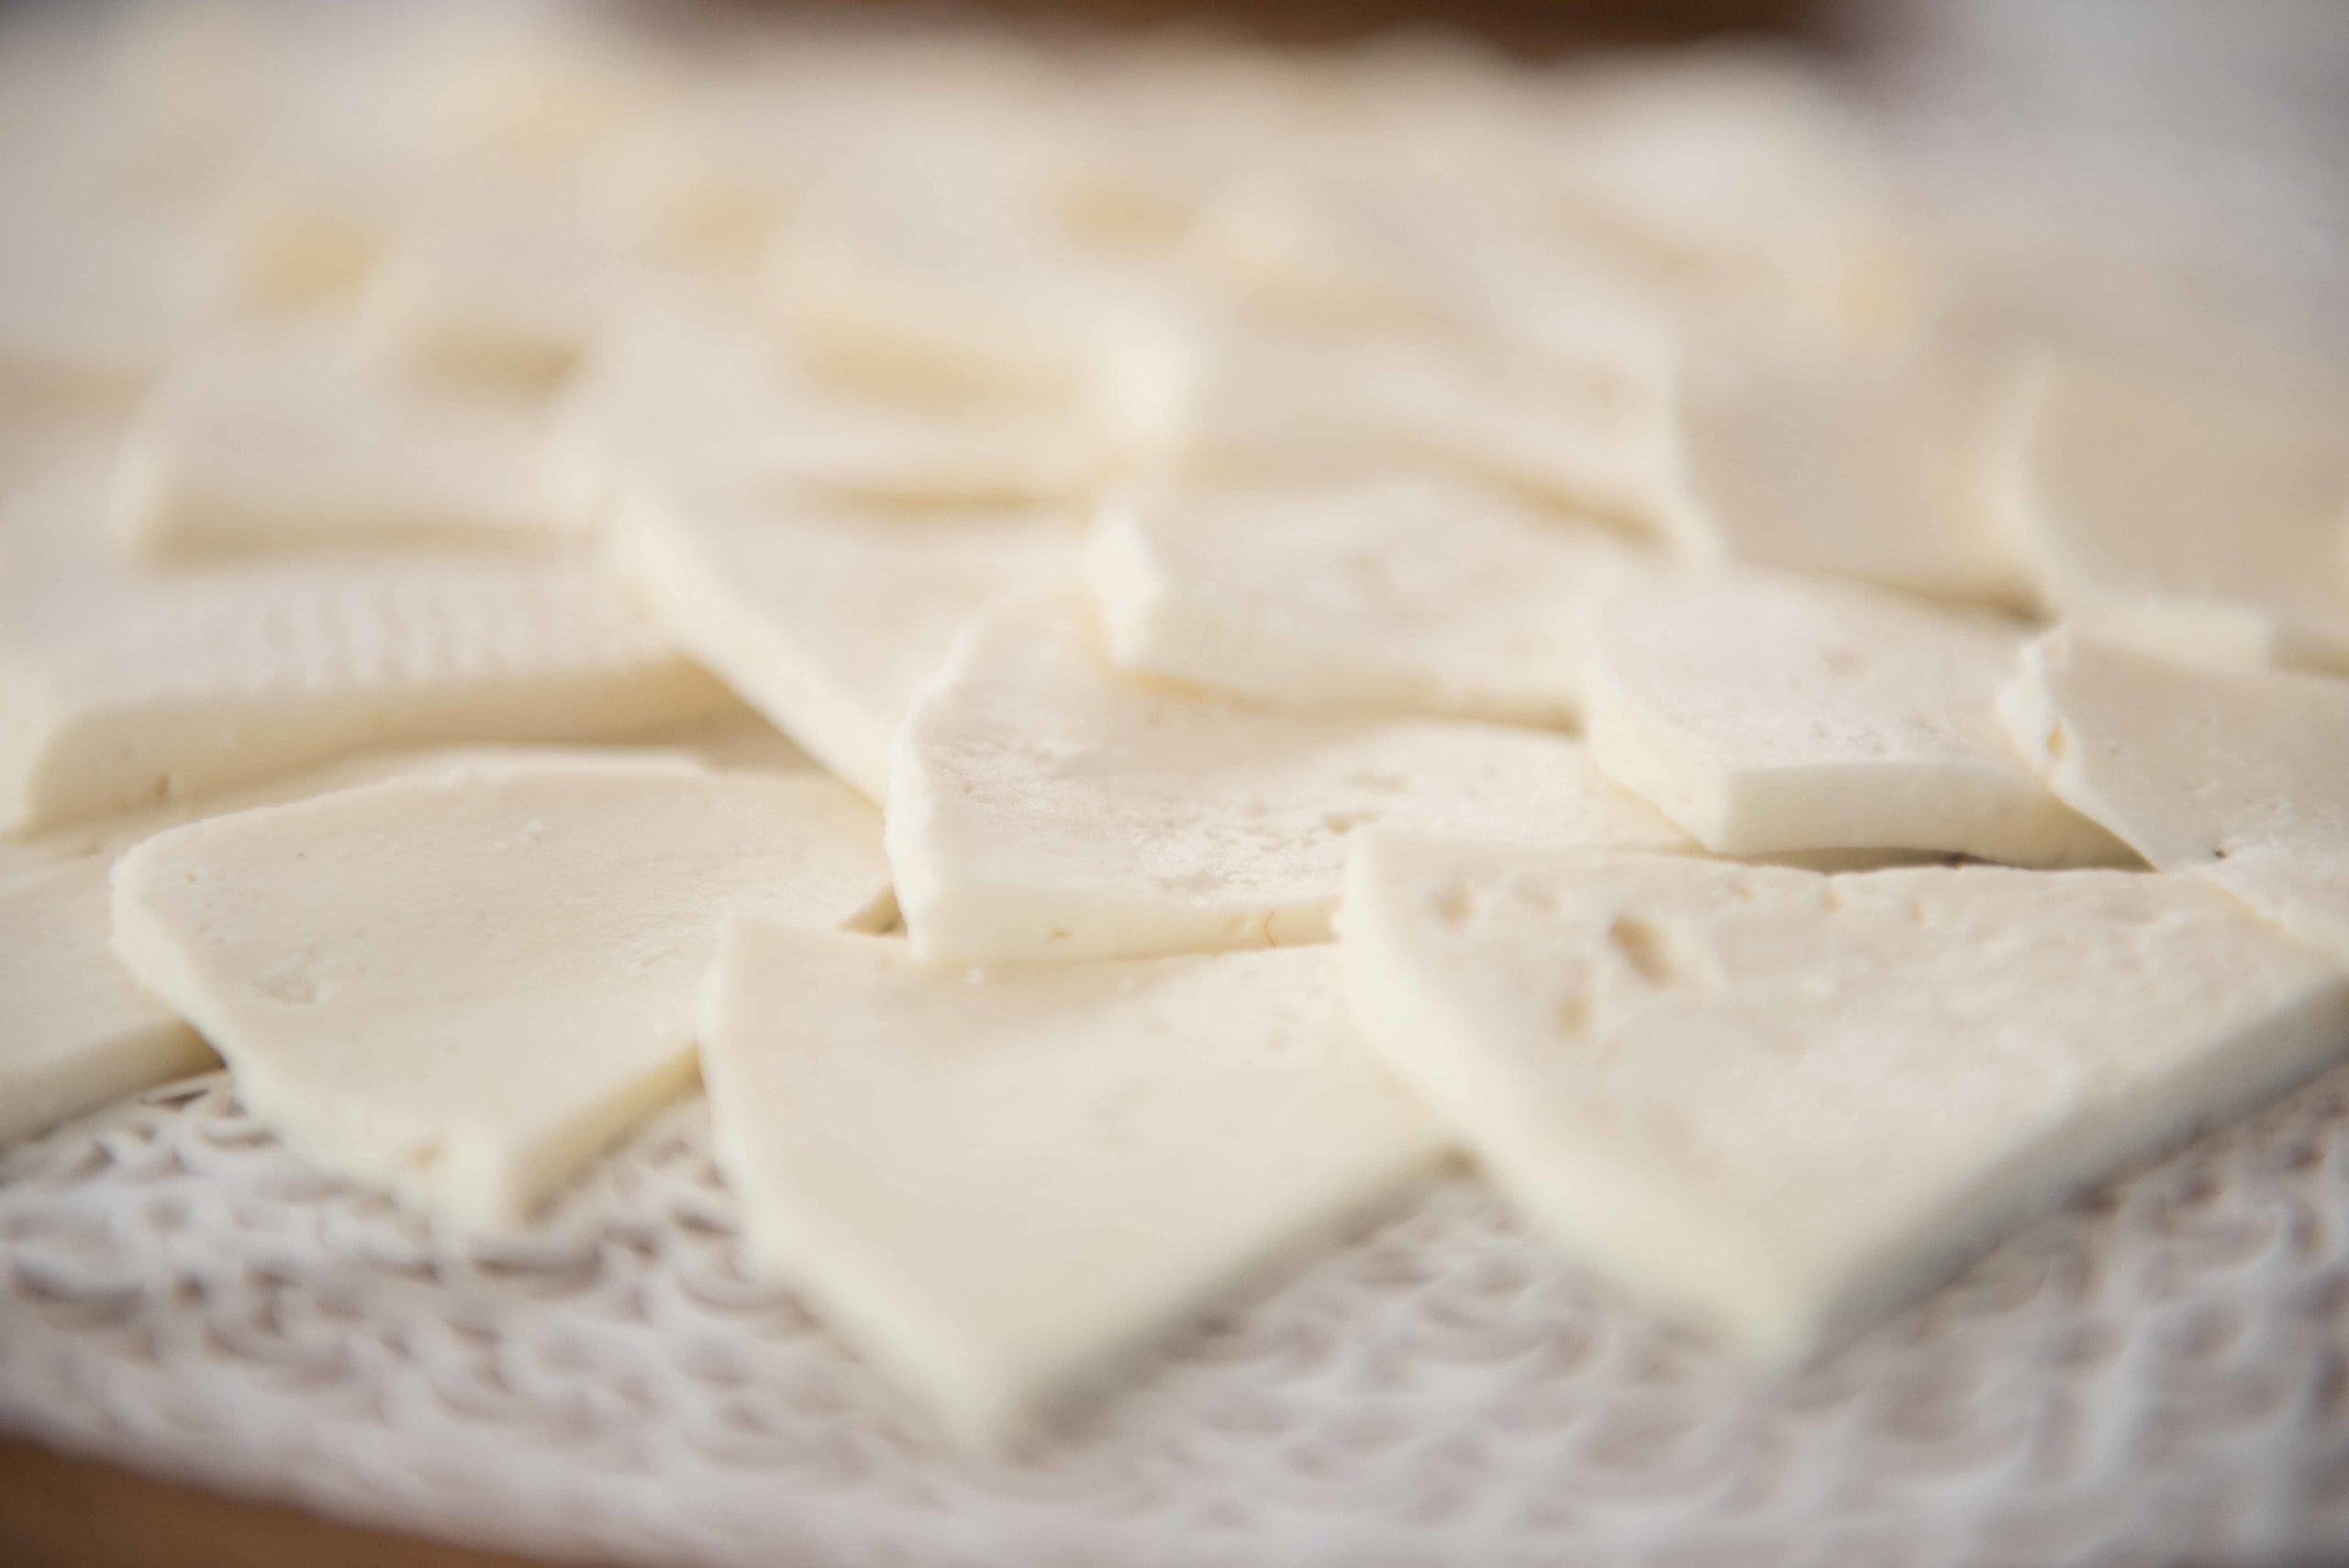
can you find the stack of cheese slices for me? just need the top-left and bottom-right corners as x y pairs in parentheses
(6, 0), (2349, 1455)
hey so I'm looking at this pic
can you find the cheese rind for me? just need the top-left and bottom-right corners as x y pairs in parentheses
(608, 491), (1074, 799)
(1339, 836), (2349, 1361)
(1582, 571), (2126, 864)
(700, 926), (1450, 1451)
(1988, 353), (2349, 673)
(109, 761), (896, 1229)
(886, 592), (1690, 963)
(1088, 474), (1640, 725)
(0, 459), (725, 833)
(1999, 629), (2349, 958)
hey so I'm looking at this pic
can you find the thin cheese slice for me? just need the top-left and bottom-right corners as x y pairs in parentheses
(2000, 629), (2349, 959)
(0, 858), (211, 1147)
(551, 300), (1109, 523)
(1582, 571), (2126, 864)
(701, 927), (1450, 1451)
(1989, 353), (2349, 673)
(114, 333), (568, 561)
(0, 741), (701, 1148)
(1340, 836), (2349, 1362)
(1119, 325), (1669, 522)
(610, 490), (1074, 799)
(1089, 473), (1641, 725)
(0, 457), (726, 834)
(1660, 344), (2027, 606)
(110, 760), (896, 1230)
(886, 592), (1690, 963)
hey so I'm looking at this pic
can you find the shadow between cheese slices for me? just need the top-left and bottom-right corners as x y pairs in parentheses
(1339, 835), (2349, 1363)
(108, 758), (896, 1231)
(699, 925), (1451, 1451)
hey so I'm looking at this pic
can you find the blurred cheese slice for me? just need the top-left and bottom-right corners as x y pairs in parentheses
(115, 333), (567, 561)
(0, 859), (210, 1148)
(766, 130), (1163, 409)
(0, 457), (725, 834)
(2002, 630), (2349, 960)
(701, 929), (1449, 1451)
(1340, 836), (2349, 1361)
(886, 592), (1688, 963)
(1583, 571), (2124, 865)
(610, 491), (1074, 799)
(551, 301), (1109, 523)
(1988, 352), (2349, 674)
(1661, 343), (2027, 606)
(1090, 474), (1641, 725)
(110, 759), (896, 1230)
(1119, 324), (1669, 523)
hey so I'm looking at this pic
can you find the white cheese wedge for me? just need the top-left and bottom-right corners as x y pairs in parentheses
(886, 592), (1690, 963)
(110, 760), (896, 1231)
(701, 927), (1451, 1451)
(1119, 325), (1669, 523)
(1988, 353), (2349, 673)
(0, 457), (725, 834)
(0, 740), (697, 1147)
(610, 491), (1074, 799)
(0, 858), (212, 1147)
(356, 207), (643, 396)
(1582, 571), (2126, 865)
(2000, 629), (2349, 959)
(1089, 474), (1642, 725)
(551, 301), (1109, 523)
(114, 333), (568, 561)
(767, 132), (1163, 409)
(1340, 836), (2349, 1362)
(1660, 344), (2027, 606)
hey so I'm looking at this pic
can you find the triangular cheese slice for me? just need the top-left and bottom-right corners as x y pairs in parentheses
(2001, 629), (2349, 959)
(1583, 570), (2124, 864)
(0, 456), (724, 833)
(1988, 352), (2349, 673)
(700, 926), (1450, 1450)
(1089, 473), (1640, 725)
(1340, 835), (2349, 1362)
(114, 331), (568, 561)
(886, 592), (1689, 962)
(109, 759), (895, 1229)
(609, 489), (1074, 799)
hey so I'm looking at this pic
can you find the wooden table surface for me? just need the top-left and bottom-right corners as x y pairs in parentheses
(0, 1438), (571, 1568)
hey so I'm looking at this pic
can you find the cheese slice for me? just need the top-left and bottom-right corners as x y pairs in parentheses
(1988, 352), (2349, 673)
(2000, 629), (2349, 959)
(0, 456), (726, 834)
(1660, 344), (2027, 606)
(1340, 835), (2349, 1362)
(0, 858), (212, 1147)
(114, 332), (568, 561)
(1089, 473), (1641, 725)
(551, 300), (1109, 524)
(886, 592), (1690, 963)
(110, 760), (896, 1230)
(610, 490), (1074, 799)
(701, 926), (1450, 1451)
(0, 740), (704, 1147)
(356, 206), (642, 396)
(1118, 324), (1669, 523)
(766, 130), (1162, 409)
(1582, 571), (2126, 865)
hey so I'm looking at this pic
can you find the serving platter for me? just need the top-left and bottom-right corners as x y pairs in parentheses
(6, 1063), (2346, 1566)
